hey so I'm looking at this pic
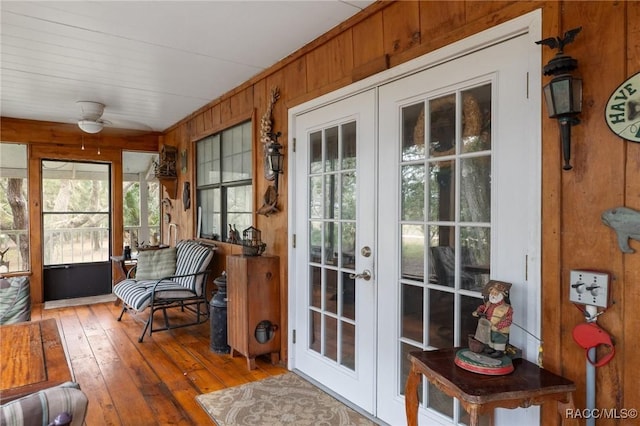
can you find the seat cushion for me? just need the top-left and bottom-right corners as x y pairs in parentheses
(113, 279), (197, 312)
(0, 381), (88, 426)
(135, 247), (177, 280)
(0, 276), (31, 325)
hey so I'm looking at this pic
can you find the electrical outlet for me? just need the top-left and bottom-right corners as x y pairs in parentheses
(569, 270), (609, 308)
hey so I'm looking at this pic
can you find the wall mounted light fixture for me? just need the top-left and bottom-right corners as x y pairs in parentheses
(267, 131), (284, 194)
(536, 27), (583, 171)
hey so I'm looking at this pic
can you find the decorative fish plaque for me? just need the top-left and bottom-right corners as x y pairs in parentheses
(602, 206), (640, 253)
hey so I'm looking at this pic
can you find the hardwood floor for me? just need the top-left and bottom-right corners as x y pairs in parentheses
(32, 301), (288, 425)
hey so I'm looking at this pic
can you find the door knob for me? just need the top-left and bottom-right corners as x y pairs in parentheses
(349, 269), (372, 281)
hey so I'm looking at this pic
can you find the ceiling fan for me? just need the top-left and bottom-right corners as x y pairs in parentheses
(76, 100), (111, 133)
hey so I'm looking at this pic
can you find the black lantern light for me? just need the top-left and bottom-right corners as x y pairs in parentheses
(536, 27), (583, 171)
(267, 131), (284, 194)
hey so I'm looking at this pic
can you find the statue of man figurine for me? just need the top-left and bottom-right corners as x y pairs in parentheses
(472, 280), (513, 358)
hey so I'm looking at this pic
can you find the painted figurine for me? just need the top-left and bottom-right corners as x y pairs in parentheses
(472, 280), (513, 358)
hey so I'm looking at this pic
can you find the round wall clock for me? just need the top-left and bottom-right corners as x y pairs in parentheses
(604, 71), (640, 143)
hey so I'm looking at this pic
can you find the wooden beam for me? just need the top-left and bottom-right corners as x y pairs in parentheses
(0, 117), (160, 151)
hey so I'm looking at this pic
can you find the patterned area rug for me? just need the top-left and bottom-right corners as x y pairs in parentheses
(196, 372), (378, 426)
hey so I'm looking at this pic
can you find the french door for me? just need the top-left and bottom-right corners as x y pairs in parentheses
(290, 12), (541, 425)
(377, 33), (539, 425)
(292, 90), (377, 413)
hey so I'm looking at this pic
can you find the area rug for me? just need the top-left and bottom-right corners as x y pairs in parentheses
(196, 372), (378, 426)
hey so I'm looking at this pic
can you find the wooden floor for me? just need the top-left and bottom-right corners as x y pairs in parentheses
(32, 301), (288, 425)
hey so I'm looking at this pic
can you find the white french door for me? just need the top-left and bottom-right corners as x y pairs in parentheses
(377, 33), (540, 425)
(291, 90), (377, 413)
(290, 11), (541, 426)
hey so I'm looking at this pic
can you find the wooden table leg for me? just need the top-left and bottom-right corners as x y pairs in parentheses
(467, 405), (481, 426)
(405, 361), (421, 426)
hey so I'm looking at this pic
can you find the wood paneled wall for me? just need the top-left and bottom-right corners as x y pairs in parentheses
(3, 1), (639, 424)
(164, 1), (639, 424)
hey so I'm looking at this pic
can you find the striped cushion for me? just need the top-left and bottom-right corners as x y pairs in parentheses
(135, 247), (177, 280)
(0, 381), (88, 426)
(113, 241), (213, 312)
(0, 276), (31, 325)
(174, 241), (214, 296)
(113, 279), (197, 312)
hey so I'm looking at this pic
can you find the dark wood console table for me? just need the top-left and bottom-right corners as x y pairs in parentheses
(405, 348), (577, 426)
(0, 319), (73, 403)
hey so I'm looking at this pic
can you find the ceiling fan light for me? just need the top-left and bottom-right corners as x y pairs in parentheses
(76, 101), (105, 121)
(78, 120), (104, 134)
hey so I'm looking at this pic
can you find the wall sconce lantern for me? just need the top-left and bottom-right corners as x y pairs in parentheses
(267, 131), (284, 194)
(536, 27), (583, 171)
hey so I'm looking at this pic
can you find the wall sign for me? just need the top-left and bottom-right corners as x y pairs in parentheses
(605, 71), (640, 142)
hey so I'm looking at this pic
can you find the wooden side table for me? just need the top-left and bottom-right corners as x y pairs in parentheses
(0, 319), (73, 403)
(405, 348), (577, 426)
(226, 255), (281, 370)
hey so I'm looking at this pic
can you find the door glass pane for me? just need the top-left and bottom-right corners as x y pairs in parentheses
(42, 161), (110, 266)
(342, 272), (355, 321)
(341, 172), (356, 220)
(324, 223), (338, 267)
(342, 122), (357, 169)
(402, 283), (423, 343)
(306, 120), (359, 371)
(325, 269), (338, 314)
(341, 321), (355, 370)
(460, 155), (491, 222)
(309, 176), (322, 219)
(310, 222), (322, 263)
(310, 266), (321, 308)
(462, 84), (492, 153)
(428, 383), (453, 418)
(325, 316), (338, 361)
(429, 94), (456, 158)
(325, 127), (338, 172)
(341, 223), (356, 269)
(429, 160), (455, 222)
(402, 165), (425, 221)
(400, 342), (420, 398)
(460, 294), (484, 343)
(310, 311), (321, 353)
(401, 224), (424, 281)
(428, 289), (453, 348)
(430, 225), (455, 288)
(310, 131), (323, 173)
(461, 226), (491, 291)
(324, 175), (338, 220)
(402, 103), (425, 161)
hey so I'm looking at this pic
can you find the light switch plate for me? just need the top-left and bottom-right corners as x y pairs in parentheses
(569, 270), (609, 308)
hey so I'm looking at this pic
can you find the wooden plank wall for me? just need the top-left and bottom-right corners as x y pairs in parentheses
(162, 2), (639, 424)
(2, 1), (639, 424)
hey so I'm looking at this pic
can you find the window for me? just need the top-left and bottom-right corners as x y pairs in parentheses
(0, 143), (29, 273)
(196, 121), (252, 241)
(122, 152), (160, 248)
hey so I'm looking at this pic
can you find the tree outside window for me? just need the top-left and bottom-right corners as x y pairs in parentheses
(0, 143), (29, 273)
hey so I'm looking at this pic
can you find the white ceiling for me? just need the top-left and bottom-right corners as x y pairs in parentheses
(0, 1), (374, 133)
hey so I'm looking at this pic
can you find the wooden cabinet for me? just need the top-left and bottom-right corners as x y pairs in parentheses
(226, 254), (280, 370)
